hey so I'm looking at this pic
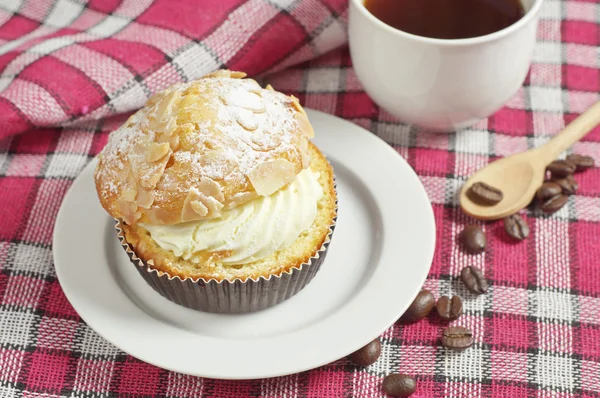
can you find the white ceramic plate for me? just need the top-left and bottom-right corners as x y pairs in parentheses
(53, 109), (435, 379)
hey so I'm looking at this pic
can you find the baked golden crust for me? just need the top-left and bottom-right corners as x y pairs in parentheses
(120, 142), (336, 282)
(95, 70), (314, 225)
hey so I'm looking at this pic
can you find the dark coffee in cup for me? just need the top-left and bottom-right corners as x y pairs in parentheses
(364, 0), (525, 39)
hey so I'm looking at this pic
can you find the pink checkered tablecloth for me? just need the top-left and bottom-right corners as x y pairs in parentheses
(1, 0), (600, 396)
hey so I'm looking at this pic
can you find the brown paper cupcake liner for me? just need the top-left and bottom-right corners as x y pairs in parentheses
(115, 188), (337, 314)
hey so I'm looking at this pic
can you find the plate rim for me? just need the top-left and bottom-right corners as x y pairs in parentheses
(53, 109), (436, 379)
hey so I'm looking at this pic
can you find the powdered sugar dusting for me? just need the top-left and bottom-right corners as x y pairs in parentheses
(177, 77), (300, 187)
(95, 73), (308, 225)
(95, 109), (151, 196)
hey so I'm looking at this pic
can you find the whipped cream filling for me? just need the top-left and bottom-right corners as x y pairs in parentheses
(141, 169), (323, 265)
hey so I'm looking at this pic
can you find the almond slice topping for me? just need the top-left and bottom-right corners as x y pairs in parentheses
(294, 112), (314, 138)
(138, 151), (170, 190)
(290, 95), (305, 114)
(235, 109), (259, 131)
(169, 135), (180, 151)
(230, 71), (247, 78)
(147, 142), (170, 162)
(198, 195), (224, 216)
(117, 198), (141, 224)
(248, 158), (296, 196)
(227, 191), (256, 209)
(223, 90), (266, 114)
(137, 187), (155, 209)
(190, 200), (208, 217)
(198, 177), (225, 202)
(299, 137), (310, 169)
(181, 187), (225, 221)
(122, 187), (137, 203)
(148, 90), (180, 131)
(164, 117), (177, 136)
(182, 188), (206, 222)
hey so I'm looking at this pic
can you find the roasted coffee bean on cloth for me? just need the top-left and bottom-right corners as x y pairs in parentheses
(504, 214), (530, 241)
(0, 0), (599, 396)
(566, 154), (595, 171)
(441, 326), (475, 351)
(552, 175), (578, 195)
(461, 266), (489, 294)
(546, 159), (576, 177)
(349, 339), (382, 366)
(459, 225), (487, 253)
(436, 295), (463, 321)
(400, 290), (435, 323)
(537, 182), (569, 213)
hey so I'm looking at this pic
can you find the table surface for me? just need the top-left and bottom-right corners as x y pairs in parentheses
(0, 0), (599, 397)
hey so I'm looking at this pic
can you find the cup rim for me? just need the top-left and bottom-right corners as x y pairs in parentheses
(350, 0), (545, 46)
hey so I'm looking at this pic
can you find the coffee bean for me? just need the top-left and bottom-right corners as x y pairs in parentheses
(536, 182), (562, 201)
(382, 374), (416, 397)
(566, 154), (595, 171)
(349, 339), (381, 366)
(459, 225), (486, 254)
(540, 194), (568, 214)
(552, 175), (578, 195)
(400, 290), (435, 323)
(546, 160), (575, 178)
(503, 214), (529, 241)
(536, 182), (568, 213)
(441, 326), (474, 351)
(460, 266), (488, 294)
(466, 182), (503, 206)
(436, 295), (463, 321)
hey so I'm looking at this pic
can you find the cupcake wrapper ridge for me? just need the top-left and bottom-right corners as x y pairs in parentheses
(114, 185), (337, 314)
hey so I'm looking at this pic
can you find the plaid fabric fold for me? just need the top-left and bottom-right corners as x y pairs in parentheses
(1, 0), (600, 397)
(0, 0), (348, 138)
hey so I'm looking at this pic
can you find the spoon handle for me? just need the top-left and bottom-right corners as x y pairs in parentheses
(537, 101), (600, 164)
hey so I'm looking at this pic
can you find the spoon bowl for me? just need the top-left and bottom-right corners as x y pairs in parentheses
(460, 153), (543, 220)
(460, 101), (600, 220)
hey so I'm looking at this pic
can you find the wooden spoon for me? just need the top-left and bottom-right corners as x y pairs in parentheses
(460, 101), (600, 220)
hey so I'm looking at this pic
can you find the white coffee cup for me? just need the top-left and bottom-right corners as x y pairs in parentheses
(349, 0), (544, 131)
